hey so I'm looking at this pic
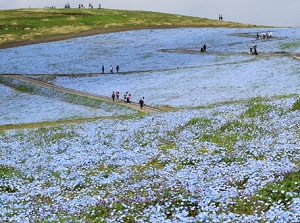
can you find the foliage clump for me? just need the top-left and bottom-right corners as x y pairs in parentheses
(291, 99), (300, 111)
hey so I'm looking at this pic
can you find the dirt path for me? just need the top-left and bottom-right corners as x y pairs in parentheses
(2, 74), (162, 113)
(160, 49), (300, 60)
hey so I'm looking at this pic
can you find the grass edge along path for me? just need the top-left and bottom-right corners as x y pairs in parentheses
(2, 74), (162, 113)
(0, 74), (163, 130)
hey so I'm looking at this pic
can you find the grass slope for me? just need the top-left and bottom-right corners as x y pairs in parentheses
(0, 8), (259, 47)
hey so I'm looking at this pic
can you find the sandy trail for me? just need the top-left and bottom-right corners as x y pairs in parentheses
(2, 74), (162, 114)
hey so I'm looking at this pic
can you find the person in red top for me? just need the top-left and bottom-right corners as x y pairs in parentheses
(126, 94), (131, 104)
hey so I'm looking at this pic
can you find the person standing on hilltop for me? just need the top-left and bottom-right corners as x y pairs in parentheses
(116, 65), (120, 73)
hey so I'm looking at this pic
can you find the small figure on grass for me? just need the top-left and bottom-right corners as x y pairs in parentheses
(126, 94), (131, 104)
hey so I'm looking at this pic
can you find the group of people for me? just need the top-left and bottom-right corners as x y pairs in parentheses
(111, 91), (131, 103)
(257, 31), (273, 39)
(111, 90), (120, 102)
(218, 14), (223, 21)
(101, 65), (120, 74)
(111, 90), (145, 109)
(64, 2), (101, 9)
(64, 2), (70, 8)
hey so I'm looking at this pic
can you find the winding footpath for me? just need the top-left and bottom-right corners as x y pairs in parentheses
(2, 74), (161, 114)
(0, 74), (164, 130)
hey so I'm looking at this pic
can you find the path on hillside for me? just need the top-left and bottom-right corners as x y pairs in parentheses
(160, 49), (300, 60)
(2, 74), (162, 113)
(4, 49), (299, 78)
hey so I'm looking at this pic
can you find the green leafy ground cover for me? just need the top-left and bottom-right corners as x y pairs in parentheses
(0, 8), (258, 46)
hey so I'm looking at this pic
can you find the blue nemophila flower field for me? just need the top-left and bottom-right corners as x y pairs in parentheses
(0, 28), (299, 222)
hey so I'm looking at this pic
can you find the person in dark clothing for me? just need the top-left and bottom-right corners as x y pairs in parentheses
(139, 97), (144, 109)
(101, 65), (104, 74)
(116, 65), (120, 73)
(111, 91), (115, 102)
(126, 94), (131, 104)
(253, 45), (258, 55)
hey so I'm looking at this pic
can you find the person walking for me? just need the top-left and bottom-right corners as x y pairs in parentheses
(126, 94), (131, 104)
(253, 45), (258, 55)
(124, 92), (128, 103)
(139, 97), (144, 109)
(116, 90), (120, 100)
(110, 65), (113, 74)
(101, 65), (104, 74)
(116, 65), (120, 73)
(111, 91), (115, 102)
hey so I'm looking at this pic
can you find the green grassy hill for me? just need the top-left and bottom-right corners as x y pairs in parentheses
(0, 8), (259, 47)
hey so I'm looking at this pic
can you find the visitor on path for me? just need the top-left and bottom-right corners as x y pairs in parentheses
(126, 94), (131, 104)
(101, 65), (104, 74)
(116, 90), (120, 100)
(139, 97), (144, 109)
(111, 91), (115, 102)
(110, 65), (113, 74)
(200, 44), (206, 53)
(200, 46), (204, 52)
(116, 65), (120, 73)
(124, 92), (128, 103)
(253, 45), (258, 55)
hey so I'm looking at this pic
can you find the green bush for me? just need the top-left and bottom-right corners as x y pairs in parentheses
(291, 99), (300, 111)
